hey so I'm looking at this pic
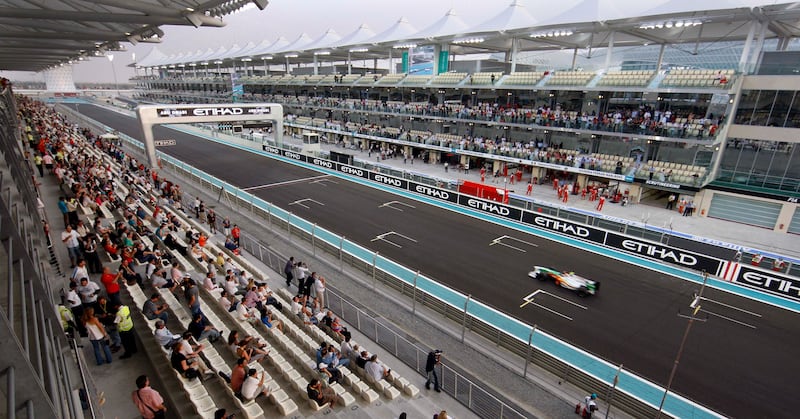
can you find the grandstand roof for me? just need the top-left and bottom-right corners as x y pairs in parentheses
(134, 2), (800, 71)
(466, 0), (539, 34)
(0, 0), (269, 72)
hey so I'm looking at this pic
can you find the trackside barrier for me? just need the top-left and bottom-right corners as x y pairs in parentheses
(89, 127), (729, 419)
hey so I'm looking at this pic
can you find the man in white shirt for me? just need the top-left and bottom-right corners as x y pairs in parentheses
(153, 320), (181, 348)
(61, 225), (82, 267)
(223, 276), (238, 296)
(70, 259), (89, 283)
(218, 290), (233, 312)
(365, 354), (391, 382)
(203, 272), (219, 292)
(240, 368), (270, 401)
(77, 277), (101, 307)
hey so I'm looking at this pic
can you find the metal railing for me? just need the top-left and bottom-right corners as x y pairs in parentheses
(0, 89), (95, 418)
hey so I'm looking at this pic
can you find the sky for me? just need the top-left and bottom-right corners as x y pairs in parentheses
(3, 0), (783, 83)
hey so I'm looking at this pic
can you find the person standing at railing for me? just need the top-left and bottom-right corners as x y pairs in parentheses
(425, 349), (442, 392)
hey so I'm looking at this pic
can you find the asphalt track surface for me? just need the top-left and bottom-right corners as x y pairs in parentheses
(71, 104), (799, 419)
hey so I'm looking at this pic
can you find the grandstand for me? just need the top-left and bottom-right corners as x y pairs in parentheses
(6, 2), (800, 418)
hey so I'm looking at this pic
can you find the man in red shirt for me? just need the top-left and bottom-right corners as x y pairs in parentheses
(231, 224), (241, 246)
(100, 265), (122, 306)
(230, 357), (247, 395)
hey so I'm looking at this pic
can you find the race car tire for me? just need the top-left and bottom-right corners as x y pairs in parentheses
(534, 272), (546, 281)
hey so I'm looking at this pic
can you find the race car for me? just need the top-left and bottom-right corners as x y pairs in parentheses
(528, 266), (600, 297)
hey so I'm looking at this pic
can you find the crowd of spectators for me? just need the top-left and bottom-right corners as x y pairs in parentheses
(21, 95), (410, 415)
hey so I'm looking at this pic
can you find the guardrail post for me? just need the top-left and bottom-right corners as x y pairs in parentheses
(267, 204), (271, 228)
(287, 212), (292, 240)
(523, 325), (537, 378)
(460, 294), (471, 343)
(372, 252), (379, 290)
(339, 236), (345, 272)
(412, 271), (419, 318)
(7, 366), (14, 419)
(312, 223), (317, 257)
(605, 364), (623, 419)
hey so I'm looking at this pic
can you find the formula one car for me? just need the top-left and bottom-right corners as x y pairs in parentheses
(528, 266), (600, 297)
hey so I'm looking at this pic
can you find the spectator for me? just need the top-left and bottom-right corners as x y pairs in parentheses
(77, 277), (101, 309)
(142, 293), (169, 323)
(96, 296), (121, 352)
(132, 375), (166, 419)
(284, 256), (295, 287)
(170, 341), (199, 380)
(100, 265), (122, 306)
(61, 224), (82, 267)
(425, 349), (442, 392)
(153, 320), (181, 349)
(81, 307), (113, 365)
(307, 378), (337, 408)
(188, 313), (221, 343)
(318, 361), (342, 384)
(365, 354), (391, 382)
(230, 357), (247, 395)
(240, 368), (270, 401)
(231, 224), (240, 246)
(175, 332), (215, 378)
(258, 306), (284, 333)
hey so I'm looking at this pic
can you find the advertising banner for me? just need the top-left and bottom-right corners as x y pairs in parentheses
(605, 233), (722, 273)
(733, 266), (800, 302)
(407, 181), (458, 203)
(521, 211), (607, 243)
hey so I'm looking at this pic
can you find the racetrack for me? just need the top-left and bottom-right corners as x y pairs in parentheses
(71, 103), (800, 418)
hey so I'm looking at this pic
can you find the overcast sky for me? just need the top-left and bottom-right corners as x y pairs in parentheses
(4, 0), (783, 83)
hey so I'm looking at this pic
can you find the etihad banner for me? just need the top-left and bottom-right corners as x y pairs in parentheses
(522, 211), (607, 243)
(605, 233), (723, 273)
(733, 266), (800, 302)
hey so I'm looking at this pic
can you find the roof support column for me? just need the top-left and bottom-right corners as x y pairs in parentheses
(655, 43), (666, 71)
(750, 22), (768, 73)
(347, 52), (352, 74)
(738, 21), (757, 73)
(389, 49), (394, 74)
(571, 47), (578, 71)
(510, 38), (519, 73)
(604, 31), (615, 71)
(313, 54), (318, 75)
(285, 56), (290, 74)
(433, 45), (442, 75)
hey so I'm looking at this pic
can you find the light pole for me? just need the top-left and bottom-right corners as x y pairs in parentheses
(106, 53), (119, 97)
(655, 271), (760, 418)
(655, 271), (708, 419)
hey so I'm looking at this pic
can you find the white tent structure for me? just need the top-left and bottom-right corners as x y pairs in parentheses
(465, 0), (539, 34)
(325, 24), (376, 50)
(364, 17), (419, 45)
(409, 9), (470, 40)
(302, 29), (342, 52)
